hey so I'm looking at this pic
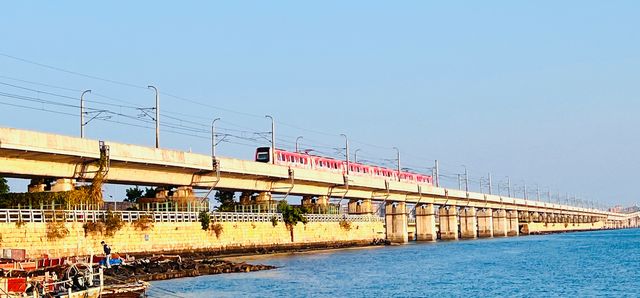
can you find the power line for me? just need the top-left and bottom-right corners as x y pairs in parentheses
(0, 52), (145, 90)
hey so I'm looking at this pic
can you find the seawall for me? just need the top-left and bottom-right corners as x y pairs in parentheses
(521, 221), (605, 234)
(0, 221), (385, 258)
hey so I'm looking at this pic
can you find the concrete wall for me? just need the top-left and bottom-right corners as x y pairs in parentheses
(521, 222), (605, 234)
(0, 221), (385, 258)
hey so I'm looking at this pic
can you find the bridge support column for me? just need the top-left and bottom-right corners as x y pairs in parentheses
(477, 208), (493, 238)
(492, 209), (508, 237)
(460, 207), (477, 239)
(439, 206), (459, 240)
(507, 210), (519, 236)
(415, 204), (437, 241)
(239, 192), (252, 205)
(302, 196), (330, 213)
(531, 212), (541, 223)
(540, 213), (548, 223)
(256, 192), (273, 210)
(317, 196), (330, 213)
(28, 179), (47, 193)
(51, 178), (76, 192)
(301, 195), (313, 206)
(385, 202), (408, 243)
(348, 199), (373, 215)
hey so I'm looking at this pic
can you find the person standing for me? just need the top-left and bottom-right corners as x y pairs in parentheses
(101, 241), (112, 268)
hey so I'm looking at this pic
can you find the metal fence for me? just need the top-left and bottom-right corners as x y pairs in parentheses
(0, 209), (384, 224)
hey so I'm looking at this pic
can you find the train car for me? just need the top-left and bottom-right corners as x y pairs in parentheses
(255, 147), (432, 185)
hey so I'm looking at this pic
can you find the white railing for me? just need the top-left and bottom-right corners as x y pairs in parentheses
(212, 212), (282, 223)
(0, 209), (384, 224)
(304, 214), (385, 222)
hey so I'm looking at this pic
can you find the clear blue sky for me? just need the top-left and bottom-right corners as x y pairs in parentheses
(1, 1), (638, 207)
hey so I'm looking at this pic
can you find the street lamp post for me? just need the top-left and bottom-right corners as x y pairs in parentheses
(265, 115), (275, 164)
(147, 85), (160, 148)
(295, 136), (303, 153)
(354, 149), (361, 163)
(340, 134), (349, 175)
(211, 117), (221, 157)
(80, 90), (91, 138)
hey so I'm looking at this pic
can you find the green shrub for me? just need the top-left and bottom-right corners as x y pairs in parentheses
(199, 211), (211, 231)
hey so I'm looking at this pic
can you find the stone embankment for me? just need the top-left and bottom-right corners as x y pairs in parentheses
(0, 220), (386, 258)
(104, 256), (276, 283)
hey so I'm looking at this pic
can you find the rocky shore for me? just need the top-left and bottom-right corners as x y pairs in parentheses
(102, 239), (389, 285)
(103, 255), (276, 284)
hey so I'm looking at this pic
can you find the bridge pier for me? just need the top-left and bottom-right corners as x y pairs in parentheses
(415, 203), (437, 241)
(51, 178), (76, 192)
(27, 179), (47, 192)
(477, 208), (493, 238)
(348, 199), (373, 215)
(492, 209), (508, 237)
(439, 206), (459, 240)
(531, 212), (541, 223)
(385, 202), (408, 243)
(460, 207), (477, 239)
(507, 210), (519, 236)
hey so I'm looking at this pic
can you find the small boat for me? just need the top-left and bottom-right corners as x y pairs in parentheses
(1, 254), (146, 298)
(0, 263), (103, 297)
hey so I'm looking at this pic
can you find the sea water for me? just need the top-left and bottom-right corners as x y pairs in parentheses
(150, 229), (640, 297)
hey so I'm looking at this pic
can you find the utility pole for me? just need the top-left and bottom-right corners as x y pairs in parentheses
(547, 189), (551, 202)
(458, 174), (462, 190)
(536, 185), (540, 201)
(507, 176), (511, 198)
(488, 173), (493, 195)
(393, 147), (400, 177)
(211, 117), (220, 157)
(80, 90), (91, 138)
(434, 160), (440, 187)
(524, 182), (527, 200)
(341, 134), (349, 175)
(463, 166), (468, 193)
(265, 115), (275, 164)
(147, 85), (160, 148)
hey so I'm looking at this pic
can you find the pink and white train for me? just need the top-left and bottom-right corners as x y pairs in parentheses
(255, 147), (433, 185)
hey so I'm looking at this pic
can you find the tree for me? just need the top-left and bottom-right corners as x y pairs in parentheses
(214, 191), (236, 212)
(124, 186), (144, 203)
(124, 186), (157, 203)
(0, 177), (9, 194)
(277, 200), (308, 242)
(143, 187), (157, 198)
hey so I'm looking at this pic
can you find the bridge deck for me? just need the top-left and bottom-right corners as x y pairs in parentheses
(0, 126), (628, 220)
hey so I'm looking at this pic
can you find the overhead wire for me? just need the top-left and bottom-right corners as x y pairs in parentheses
(0, 52), (605, 207)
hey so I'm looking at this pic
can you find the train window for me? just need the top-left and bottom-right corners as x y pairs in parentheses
(256, 152), (269, 162)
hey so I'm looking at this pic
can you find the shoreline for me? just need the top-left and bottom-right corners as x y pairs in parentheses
(118, 229), (624, 285)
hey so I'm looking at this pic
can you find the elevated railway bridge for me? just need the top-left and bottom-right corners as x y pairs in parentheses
(0, 127), (637, 243)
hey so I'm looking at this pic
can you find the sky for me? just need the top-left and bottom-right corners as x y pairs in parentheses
(0, 1), (638, 207)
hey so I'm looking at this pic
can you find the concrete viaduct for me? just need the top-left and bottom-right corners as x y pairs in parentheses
(0, 127), (637, 243)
